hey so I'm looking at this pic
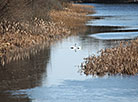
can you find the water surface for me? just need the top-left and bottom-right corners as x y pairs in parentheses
(0, 3), (138, 102)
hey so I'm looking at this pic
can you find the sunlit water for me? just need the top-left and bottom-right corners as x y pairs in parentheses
(0, 3), (138, 102)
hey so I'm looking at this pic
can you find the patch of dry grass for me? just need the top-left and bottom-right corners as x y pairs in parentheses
(50, 4), (94, 30)
(81, 39), (138, 76)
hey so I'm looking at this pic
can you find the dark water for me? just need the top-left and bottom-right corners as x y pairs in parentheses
(0, 3), (138, 102)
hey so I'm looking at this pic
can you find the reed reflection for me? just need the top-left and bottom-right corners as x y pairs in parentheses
(0, 46), (50, 102)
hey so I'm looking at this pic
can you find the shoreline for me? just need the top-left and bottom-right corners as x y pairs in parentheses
(0, 4), (94, 66)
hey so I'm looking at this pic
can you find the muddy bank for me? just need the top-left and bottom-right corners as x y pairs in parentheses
(0, 4), (94, 65)
(81, 39), (138, 76)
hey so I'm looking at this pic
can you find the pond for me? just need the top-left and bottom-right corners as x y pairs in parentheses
(0, 3), (138, 102)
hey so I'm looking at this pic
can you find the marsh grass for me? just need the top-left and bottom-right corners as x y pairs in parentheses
(81, 39), (138, 76)
(0, 3), (94, 65)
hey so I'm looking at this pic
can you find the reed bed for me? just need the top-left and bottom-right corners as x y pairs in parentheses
(0, 4), (94, 65)
(81, 39), (138, 76)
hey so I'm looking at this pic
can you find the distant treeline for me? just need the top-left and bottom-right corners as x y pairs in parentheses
(70, 0), (138, 3)
(0, 0), (69, 22)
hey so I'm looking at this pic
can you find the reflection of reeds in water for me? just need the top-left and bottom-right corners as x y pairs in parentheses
(0, 91), (30, 102)
(81, 39), (138, 76)
(0, 46), (50, 91)
(4, 42), (49, 64)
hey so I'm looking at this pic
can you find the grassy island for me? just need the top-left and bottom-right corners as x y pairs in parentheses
(81, 39), (138, 76)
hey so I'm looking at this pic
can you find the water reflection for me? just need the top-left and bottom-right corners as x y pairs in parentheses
(0, 46), (50, 102)
(0, 91), (31, 102)
(86, 25), (123, 34)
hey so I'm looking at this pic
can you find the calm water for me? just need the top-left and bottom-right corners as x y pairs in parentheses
(0, 3), (138, 102)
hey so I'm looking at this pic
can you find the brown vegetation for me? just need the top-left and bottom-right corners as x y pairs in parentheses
(50, 4), (93, 31)
(0, 3), (94, 65)
(81, 39), (138, 76)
